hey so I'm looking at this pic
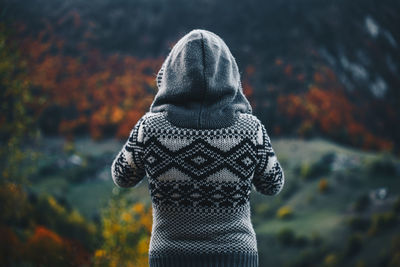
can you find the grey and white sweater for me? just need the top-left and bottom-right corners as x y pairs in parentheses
(111, 29), (285, 267)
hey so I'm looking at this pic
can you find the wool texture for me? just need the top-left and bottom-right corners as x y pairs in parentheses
(111, 29), (285, 267)
(149, 29), (252, 129)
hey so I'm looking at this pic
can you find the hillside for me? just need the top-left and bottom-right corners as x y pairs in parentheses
(1, 0), (399, 151)
(28, 135), (400, 266)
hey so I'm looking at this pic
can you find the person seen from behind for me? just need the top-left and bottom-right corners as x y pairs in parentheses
(111, 29), (285, 267)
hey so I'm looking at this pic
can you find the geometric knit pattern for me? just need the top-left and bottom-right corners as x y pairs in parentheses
(111, 111), (285, 267)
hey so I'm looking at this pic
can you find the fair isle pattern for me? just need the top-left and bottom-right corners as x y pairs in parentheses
(148, 179), (252, 208)
(144, 136), (258, 182)
(149, 202), (257, 256)
(252, 122), (285, 196)
(111, 111), (285, 265)
(111, 116), (146, 188)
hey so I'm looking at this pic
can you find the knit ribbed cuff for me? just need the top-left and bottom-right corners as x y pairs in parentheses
(149, 251), (258, 267)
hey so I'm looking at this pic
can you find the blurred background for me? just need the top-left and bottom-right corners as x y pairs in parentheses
(1, 0), (400, 266)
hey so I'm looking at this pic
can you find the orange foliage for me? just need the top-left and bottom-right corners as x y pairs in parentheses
(13, 15), (258, 140)
(275, 58), (283, 66)
(95, 201), (152, 267)
(274, 126), (282, 135)
(242, 80), (253, 98)
(318, 178), (329, 193)
(28, 225), (64, 246)
(25, 225), (91, 266)
(245, 65), (256, 76)
(313, 72), (325, 83)
(296, 73), (305, 82)
(284, 64), (293, 76)
(242, 64), (255, 108)
(0, 225), (22, 264)
(278, 67), (393, 151)
(15, 16), (162, 140)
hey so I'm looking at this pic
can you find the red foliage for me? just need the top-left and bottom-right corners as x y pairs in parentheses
(284, 64), (293, 76)
(11, 14), (257, 140)
(0, 224), (91, 266)
(25, 225), (91, 266)
(278, 68), (393, 151)
(15, 17), (162, 139)
(242, 64), (255, 108)
(0, 225), (21, 265)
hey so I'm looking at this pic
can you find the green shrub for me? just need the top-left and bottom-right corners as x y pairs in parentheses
(299, 162), (312, 179)
(295, 235), (309, 247)
(296, 152), (334, 180)
(281, 179), (299, 200)
(276, 228), (310, 248)
(306, 193), (315, 204)
(345, 233), (363, 257)
(368, 212), (398, 236)
(353, 194), (370, 212)
(310, 231), (324, 247)
(288, 247), (327, 267)
(276, 205), (293, 219)
(323, 253), (339, 267)
(318, 178), (329, 193)
(367, 153), (398, 177)
(393, 196), (400, 213)
(355, 260), (366, 267)
(277, 228), (295, 246)
(33, 194), (98, 250)
(348, 216), (370, 232)
(254, 203), (270, 215)
(388, 235), (400, 267)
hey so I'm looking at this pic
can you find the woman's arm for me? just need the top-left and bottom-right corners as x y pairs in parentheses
(111, 115), (147, 188)
(252, 120), (285, 196)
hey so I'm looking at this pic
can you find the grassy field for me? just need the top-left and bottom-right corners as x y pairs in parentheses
(29, 136), (400, 266)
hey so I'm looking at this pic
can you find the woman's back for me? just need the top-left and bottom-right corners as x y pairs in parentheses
(145, 111), (258, 260)
(112, 111), (284, 266)
(111, 29), (285, 267)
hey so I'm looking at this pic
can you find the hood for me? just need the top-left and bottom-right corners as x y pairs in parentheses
(149, 29), (252, 129)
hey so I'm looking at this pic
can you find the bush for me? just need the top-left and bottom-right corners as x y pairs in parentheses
(393, 196), (400, 213)
(368, 212), (398, 236)
(94, 198), (152, 267)
(388, 235), (400, 267)
(33, 194), (98, 250)
(254, 203), (271, 215)
(353, 194), (370, 212)
(296, 152), (334, 180)
(356, 260), (367, 267)
(345, 233), (363, 257)
(348, 216), (370, 232)
(295, 235), (309, 246)
(310, 231), (324, 247)
(299, 162), (312, 179)
(318, 178), (329, 193)
(276, 228), (309, 247)
(323, 253), (339, 267)
(276, 206), (293, 219)
(306, 193), (315, 204)
(367, 153), (398, 177)
(288, 247), (327, 267)
(281, 179), (299, 200)
(277, 228), (295, 246)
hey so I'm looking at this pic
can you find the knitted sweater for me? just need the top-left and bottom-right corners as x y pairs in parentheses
(111, 29), (285, 267)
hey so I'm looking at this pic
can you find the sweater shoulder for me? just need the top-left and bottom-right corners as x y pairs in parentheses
(142, 111), (170, 129)
(236, 113), (260, 132)
(144, 111), (259, 133)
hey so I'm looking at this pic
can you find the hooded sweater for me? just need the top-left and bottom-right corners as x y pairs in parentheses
(111, 29), (285, 267)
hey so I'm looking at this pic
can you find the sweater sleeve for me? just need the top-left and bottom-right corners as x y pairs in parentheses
(252, 120), (285, 196)
(111, 115), (147, 188)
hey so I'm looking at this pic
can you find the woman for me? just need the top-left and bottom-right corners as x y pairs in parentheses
(111, 29), (285, 267)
